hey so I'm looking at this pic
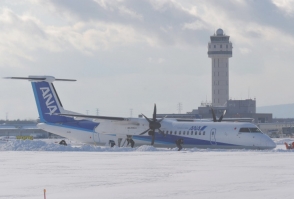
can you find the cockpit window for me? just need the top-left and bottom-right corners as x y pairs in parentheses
(239, 128), (250, 132)
(249, 128), (262, 133)
(239, 127), (262, 133)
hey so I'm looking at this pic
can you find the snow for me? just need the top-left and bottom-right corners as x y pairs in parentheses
(0, 139), (294, 198)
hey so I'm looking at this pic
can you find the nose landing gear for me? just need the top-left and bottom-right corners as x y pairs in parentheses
(176, 139), (184, 151)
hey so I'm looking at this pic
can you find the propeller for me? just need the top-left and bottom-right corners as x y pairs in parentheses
(211, 108), (226, 122)
(139, 104), (166, 145)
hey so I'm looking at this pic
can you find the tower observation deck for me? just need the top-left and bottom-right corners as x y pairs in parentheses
(208, 28), (232, 106)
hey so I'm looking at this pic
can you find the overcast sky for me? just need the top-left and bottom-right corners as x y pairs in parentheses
(1, 0), (294, 120)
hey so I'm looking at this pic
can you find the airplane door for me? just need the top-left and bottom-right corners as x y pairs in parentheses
(93, 132), (100, 144)
(210, 128), (217, 145)
(93, 125), (100, 144)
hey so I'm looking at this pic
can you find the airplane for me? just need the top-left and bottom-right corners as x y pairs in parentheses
(4, 75), (276, 150)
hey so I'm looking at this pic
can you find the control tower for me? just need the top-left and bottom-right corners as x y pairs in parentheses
(208, 28), (232, 106)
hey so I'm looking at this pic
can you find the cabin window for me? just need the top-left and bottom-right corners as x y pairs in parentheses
(166, 131), (169, 134)
(199, 132), (201, 135)
(195, 131), (197, 135)
(203, 131), (205, 135)
(174, 131), (177, 135)
(170, 131), (172, 135)
(191, 131), (193, 135)
(187, 131), (189, 135)
(183, 131), (185, 135)
(179, 131), (181, 135)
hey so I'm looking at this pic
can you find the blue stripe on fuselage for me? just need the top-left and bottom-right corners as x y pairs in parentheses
(133, 132), (236, 146)
(45, 120), (99, 133)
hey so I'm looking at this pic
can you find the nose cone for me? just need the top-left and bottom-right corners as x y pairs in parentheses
(260, 134), (276, 149)
(267, 138), (276, 149)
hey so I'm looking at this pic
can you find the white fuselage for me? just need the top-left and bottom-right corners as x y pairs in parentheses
(37, 118), (276, 150)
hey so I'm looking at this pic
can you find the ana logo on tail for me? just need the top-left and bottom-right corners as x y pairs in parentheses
(40, 87), (58, 115)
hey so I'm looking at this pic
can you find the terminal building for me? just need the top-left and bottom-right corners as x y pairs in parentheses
(0, 121), (59, 138)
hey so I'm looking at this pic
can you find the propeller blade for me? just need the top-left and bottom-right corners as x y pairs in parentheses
(141, 113), (152, 123)
(153, 104), (157, 121)
(218, 110), (227, 122)
(151, 134), (155, 146)
(211, 108), (217, 122)
(139, 128), (150, 135)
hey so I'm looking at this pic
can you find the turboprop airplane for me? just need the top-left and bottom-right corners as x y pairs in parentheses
(5, 75), (276, 150)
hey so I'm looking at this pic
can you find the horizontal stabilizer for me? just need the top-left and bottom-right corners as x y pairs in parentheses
(4, 76), (76, 82)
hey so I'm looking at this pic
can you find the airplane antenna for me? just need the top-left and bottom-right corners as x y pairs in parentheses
(177, 103), (182, 114)
(130, 109), (133, 117)
(96, 108), (99, 116)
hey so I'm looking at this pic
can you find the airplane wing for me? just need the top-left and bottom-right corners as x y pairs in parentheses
(57, 113), (127, 121)
(222, 118), (254, 122)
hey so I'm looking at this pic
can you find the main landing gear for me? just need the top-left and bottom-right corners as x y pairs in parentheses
(109, 140), (116, 147)
(176, 139), (184, 151)
(116, 135), (135, 148)
(59, 140), (67, 146)
(126, 138), (135, 148)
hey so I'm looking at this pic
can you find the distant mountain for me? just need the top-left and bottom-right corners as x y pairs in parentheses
(257, 103), (294, 118)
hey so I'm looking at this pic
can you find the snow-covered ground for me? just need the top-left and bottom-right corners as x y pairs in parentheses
(0, 139), (294, 199)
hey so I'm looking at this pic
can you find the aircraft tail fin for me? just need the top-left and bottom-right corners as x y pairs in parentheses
(5, 76), (76, 123)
